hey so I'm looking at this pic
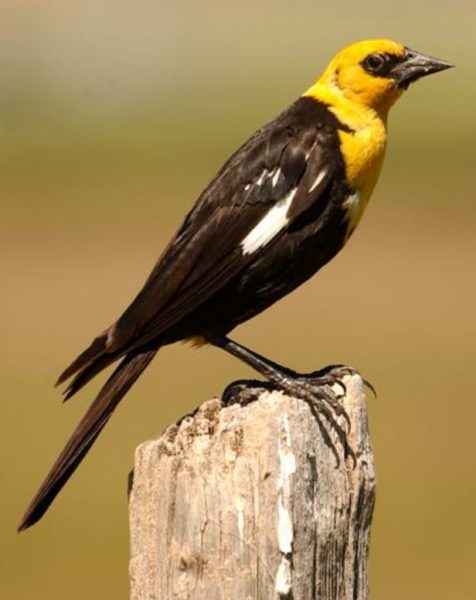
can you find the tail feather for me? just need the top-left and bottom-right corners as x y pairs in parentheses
(17, 349), (157, 532)
(55, 331), (109, 387)
(62, 351), (122, 402)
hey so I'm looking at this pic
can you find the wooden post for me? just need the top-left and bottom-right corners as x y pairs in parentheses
(129, 373), (376, 600)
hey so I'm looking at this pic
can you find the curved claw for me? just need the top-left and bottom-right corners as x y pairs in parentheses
(333, 379), (347, 398)
(363, 378), (377, 399)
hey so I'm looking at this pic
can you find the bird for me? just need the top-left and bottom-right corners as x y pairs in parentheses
(18, 39), (452, 531)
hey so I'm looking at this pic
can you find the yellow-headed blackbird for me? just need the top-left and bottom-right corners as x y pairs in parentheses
(19, 39), (452, 531)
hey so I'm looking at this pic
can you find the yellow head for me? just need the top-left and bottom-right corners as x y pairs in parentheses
(311, 39), (452, 115)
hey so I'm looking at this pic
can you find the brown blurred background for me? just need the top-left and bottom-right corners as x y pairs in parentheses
(1, 1), (475, 598)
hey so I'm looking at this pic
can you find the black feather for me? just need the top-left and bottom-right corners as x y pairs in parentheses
(18, 350), (156, 531)
(21, 96), (354, 529)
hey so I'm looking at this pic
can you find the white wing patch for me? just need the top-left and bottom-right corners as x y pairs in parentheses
(241, 188), (297, 255)
(308, 169), (328, 193)
(245, 168), (281, 189)
(271, 169), (281, 187)
(256, 171), (266, 186)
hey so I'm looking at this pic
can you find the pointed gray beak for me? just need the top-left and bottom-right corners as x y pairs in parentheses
(391, 47), (453, 89)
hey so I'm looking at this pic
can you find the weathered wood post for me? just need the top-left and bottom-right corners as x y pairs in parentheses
(129, 373), (375, 600)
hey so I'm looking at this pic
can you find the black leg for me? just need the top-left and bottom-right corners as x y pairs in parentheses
(207, 334), (356, 464)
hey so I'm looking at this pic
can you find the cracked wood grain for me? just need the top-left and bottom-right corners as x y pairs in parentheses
(129, 374), (376, 600)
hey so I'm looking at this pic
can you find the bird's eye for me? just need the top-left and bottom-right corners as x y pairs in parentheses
(363, 53), (388, 74)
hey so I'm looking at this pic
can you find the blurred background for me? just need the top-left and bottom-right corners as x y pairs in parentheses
(1, 1), (475, 598)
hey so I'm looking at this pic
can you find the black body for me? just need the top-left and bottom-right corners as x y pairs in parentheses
(19, 96), (354, 530)
(112, 97), (351, 345)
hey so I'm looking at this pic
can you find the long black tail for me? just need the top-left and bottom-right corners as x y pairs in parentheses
(17, 349), (157, 532)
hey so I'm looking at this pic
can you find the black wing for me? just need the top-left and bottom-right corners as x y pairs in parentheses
(18, 97), (343, 531)
(59, 98), (340, 392)
(59, 98), (340, 391)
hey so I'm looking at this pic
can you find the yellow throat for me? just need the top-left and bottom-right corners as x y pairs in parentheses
(303, 39), (408, 228)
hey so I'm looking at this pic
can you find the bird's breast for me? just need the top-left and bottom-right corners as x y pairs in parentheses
(333, 111), (387, 237)
(338, 117), (387, 196)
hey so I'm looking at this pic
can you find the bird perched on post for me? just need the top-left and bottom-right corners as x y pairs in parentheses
(18, 39), (452, 531)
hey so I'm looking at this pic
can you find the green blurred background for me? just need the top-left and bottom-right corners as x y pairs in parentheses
(2, 1), (475, 598)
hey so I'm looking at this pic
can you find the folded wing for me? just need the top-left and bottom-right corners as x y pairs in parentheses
(60, 98), (338, 395)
